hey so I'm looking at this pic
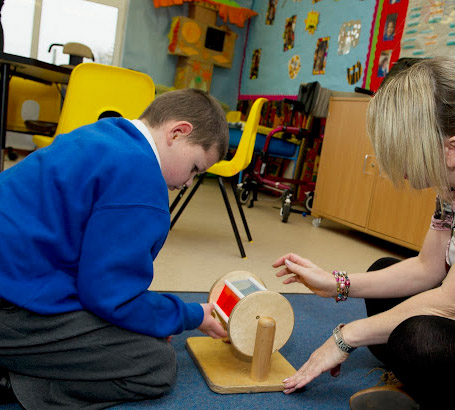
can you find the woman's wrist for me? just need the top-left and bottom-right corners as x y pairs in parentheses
(332, 323), (356, 353)
(332, 271), (351, 302)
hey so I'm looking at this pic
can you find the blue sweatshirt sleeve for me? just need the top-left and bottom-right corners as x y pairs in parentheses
(77, 205), (204, 337)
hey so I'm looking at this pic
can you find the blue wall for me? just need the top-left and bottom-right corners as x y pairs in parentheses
(122, 0), (253, 109)
(240, 0), (376, 96)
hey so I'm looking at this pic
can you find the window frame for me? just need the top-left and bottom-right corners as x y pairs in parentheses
(30, 0), (129, 66)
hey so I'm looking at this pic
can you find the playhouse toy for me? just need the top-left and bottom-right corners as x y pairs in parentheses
(186, 270), (296, 393)
(156, 2), (257, 91)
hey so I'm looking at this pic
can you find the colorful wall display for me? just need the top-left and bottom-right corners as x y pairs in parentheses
(283, 15), (297, 51)
(364, 0), (409, 92)
(313, 37), (330, 74)
(400, 0), (455, 58)
(338, 20), (362, 54)
(249, 48), (261, 79)
(288, 54), (301, 79)
(240, 0), (376, 99)
(305, 11), (320, 35)
(347, 61), (362, 84)
(266, 0), (278, 25)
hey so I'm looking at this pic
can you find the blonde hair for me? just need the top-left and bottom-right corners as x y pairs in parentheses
(367, 57), (455, 201)
(140, 88), (229, 162)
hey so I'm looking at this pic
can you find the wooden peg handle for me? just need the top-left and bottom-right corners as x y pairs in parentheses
(250, 316), (276, 381)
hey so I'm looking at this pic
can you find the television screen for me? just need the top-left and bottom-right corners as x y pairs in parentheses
(205, 27), (225, 52)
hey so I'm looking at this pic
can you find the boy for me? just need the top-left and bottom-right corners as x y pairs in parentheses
(0, 88), (229, 409)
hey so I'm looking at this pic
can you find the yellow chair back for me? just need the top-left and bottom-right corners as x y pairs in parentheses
(7, 77), (61, 132)
(34, 63), (155, 148)
(208, 97), (267, 178)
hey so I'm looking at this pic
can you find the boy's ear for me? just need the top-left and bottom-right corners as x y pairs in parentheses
(166, 121), (193, 145)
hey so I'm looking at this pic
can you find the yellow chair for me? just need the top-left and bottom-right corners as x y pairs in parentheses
(33, 62), (156, 148)
(170, 97), (267, 258)
(7, 77), (62, 135)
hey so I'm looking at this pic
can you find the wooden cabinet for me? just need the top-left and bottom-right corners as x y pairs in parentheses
(312, 97), (435, 251)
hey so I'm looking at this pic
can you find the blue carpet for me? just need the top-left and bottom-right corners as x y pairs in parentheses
(0, 293), (383, 410)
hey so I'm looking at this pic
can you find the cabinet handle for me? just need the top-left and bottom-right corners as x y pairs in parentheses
(362, 155), (384, 176)
(363, 154), (374, 174)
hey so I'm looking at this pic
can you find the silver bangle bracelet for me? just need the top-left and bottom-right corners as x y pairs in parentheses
(333, 323), (356, 354)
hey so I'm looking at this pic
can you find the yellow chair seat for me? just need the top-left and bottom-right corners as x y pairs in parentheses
(170, 97), (267, 258)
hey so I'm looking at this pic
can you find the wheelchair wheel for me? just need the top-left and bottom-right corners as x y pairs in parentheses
(304, 191), (314, 212)
(280, 191), (292, 223)
(238, 186), (252, 205)
(280, 202), (291, 223)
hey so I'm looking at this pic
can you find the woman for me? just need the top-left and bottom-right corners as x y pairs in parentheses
(274, 56), (455, 410)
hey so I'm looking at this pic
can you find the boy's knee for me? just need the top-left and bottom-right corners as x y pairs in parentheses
(125, 338), (177, 399)
(145, 338), (177, 389)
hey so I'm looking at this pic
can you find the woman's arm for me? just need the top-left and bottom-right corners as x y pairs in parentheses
(344, 260), (455, 347)
(275, 227), (450, 300)
(283, 257), (455, 394)
(349, 227), (449, 299)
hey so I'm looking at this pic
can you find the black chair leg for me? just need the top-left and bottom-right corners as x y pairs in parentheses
(169, 185), (188, 214)
(170, 173), (206, 229)
(230, 177), (252, 242)
(218, 176), (246, 258)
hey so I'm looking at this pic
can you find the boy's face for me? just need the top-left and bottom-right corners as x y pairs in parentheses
(162, 137), (219, 191)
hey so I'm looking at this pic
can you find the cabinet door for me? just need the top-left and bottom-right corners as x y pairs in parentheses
(313, 98), (376, 227)
(368, 177), (436, 247)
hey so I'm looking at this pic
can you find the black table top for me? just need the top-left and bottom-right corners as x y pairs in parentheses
(0, 52), (72, 85)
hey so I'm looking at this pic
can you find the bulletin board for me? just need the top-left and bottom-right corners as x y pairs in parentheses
(363, 0), (409, 93)
(239, 0), (377, 100)
(400, 0), (455, 58)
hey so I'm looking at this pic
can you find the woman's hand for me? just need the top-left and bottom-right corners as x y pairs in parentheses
(273, 253), (336, 298)
(283, 335), (349, 394)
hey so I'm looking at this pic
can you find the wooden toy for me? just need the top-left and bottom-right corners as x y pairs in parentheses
(186, 270), (296, 393)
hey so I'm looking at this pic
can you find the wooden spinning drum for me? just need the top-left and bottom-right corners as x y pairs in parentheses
(208, 270), (294, 357)
(186, 271), (296, 394)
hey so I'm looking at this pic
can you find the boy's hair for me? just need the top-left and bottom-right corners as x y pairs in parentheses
(367, 56), (455, 201)
(140, 88), (229, 162)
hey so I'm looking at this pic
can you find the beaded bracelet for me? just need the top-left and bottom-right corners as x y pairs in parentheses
(332, 270), (350, 302)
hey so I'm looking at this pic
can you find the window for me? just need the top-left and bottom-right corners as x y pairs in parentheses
(2, 0), (128, 66)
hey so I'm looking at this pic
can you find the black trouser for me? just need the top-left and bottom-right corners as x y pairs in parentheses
(365, 257), (455, 410)
(0, 301), (176, 410)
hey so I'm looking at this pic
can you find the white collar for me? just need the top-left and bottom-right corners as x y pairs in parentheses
(129, 119), (161, 168)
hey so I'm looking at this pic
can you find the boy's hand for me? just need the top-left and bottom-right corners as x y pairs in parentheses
(198, 303), (228, 339)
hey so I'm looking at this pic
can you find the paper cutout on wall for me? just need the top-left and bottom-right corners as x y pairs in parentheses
(313, 37), (329, 75)
(266, 0), (278, 25)
(400, 0), (455, 58)
(250, 48), (262, 79)
(383, 13), (397, 41)
(338, 20), (361, 54)
(283, 15), (297, 51)
(347, 61), (362, 84)
(288, 55), (301, 79)
(305, 11), (319, 35)
(378, 50), (392, 77)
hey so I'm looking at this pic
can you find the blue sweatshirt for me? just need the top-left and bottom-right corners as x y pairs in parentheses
(0, 118), (203, 337)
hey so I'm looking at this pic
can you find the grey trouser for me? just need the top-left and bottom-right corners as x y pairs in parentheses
(0, 300), (176, 410)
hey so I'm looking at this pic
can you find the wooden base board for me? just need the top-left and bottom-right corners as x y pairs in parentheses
(186, 337), (296, 394)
